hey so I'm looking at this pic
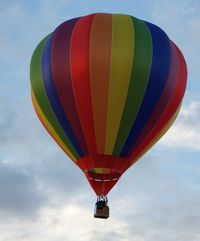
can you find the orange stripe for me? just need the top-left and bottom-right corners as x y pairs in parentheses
(89, 13), (112, 154)
(31, 91), (77, 162)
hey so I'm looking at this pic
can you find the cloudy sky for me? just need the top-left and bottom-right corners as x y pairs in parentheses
(0, 0), (200, 240)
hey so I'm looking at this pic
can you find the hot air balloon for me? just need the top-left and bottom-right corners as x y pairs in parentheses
(30, 13), (187, 219)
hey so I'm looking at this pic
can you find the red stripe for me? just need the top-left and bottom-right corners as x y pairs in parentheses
(70, 14), (97, 154)
(51, 19), (89, 155)
(126, 42), (179, 157)
(122, 42), (187, 172)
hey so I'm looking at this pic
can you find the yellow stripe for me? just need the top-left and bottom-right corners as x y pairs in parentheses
(131, 104), (181, 165)
(105, 14), (134, 154)
(31, 91), (77, 162)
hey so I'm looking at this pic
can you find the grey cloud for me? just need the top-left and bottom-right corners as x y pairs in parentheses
(0, 98), (90, 214)
(31, 154), (90, 203)
(111, 154), (200, 241)
(0, 162), (46, 218)
(0, 94), (91, 215)
(88, 230), (123, 241)
(160, 101), (200, 150)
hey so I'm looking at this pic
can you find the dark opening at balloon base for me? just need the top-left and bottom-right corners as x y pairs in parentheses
(94, 196), (109, 219)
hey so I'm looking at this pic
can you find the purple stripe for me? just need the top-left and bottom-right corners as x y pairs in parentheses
(41, 24), (84, 156)
(51, 18), (89, 155)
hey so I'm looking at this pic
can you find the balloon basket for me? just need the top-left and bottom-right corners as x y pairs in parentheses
(94, 196), (109, 219)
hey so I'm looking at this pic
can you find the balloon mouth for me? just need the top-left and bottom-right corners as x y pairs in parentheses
(87, 168), (120, 175)
(86, 168), (121, 182)
(76, 154), (127, 174)
(76, 154), (125, 195)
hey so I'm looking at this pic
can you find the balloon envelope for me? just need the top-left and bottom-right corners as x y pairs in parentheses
(30, 13), (187, 196)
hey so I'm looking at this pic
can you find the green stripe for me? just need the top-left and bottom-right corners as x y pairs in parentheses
(113, 17), (153, 155)
(30, 36), (80, 159)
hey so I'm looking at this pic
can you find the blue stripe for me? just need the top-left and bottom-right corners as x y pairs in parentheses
(120, 22), (171, 157)
(41, 34), (84, 157)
